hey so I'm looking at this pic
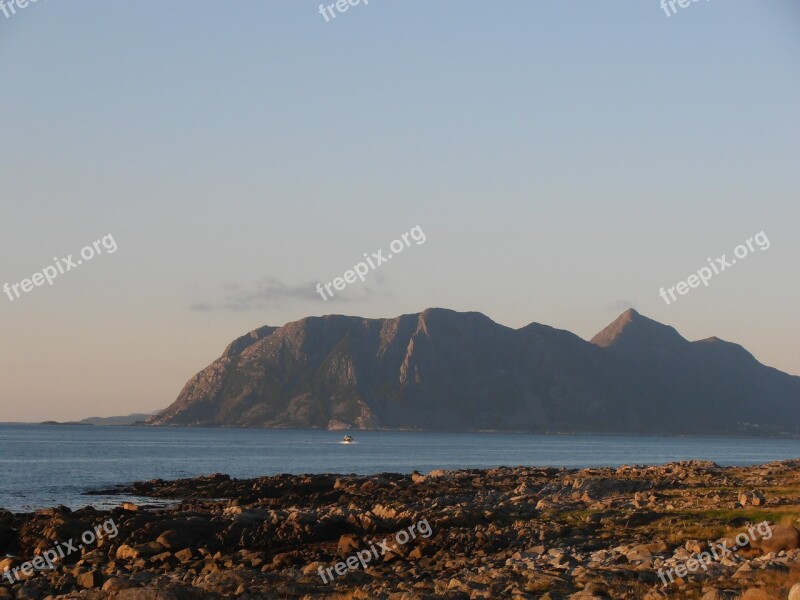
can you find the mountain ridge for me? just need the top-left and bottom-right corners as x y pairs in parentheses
(149, 309), (800, 436)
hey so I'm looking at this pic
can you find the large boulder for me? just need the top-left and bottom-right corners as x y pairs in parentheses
(738, 491), (766, 506)
(749, 523), (800, 554)
(0, 510), (14, 552)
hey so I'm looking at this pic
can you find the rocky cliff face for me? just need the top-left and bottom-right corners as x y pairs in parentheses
(149, 308), (800, 434)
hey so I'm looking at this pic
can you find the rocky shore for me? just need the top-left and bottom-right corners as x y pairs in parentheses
(2, 460), (800, 599)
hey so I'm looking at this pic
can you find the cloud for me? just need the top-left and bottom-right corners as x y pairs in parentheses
(608, 300), (638, 313)
(192, 276), (378, 311)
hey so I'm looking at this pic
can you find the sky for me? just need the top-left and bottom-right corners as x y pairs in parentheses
(1, 1), (798, 422)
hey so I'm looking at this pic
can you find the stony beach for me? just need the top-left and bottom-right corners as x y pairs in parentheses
(2, 460), (800, 599)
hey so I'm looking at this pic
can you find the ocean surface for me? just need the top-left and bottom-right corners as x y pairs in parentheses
(1, 424), (798, 513)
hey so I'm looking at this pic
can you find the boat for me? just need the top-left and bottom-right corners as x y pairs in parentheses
(342, 435), (354, 444)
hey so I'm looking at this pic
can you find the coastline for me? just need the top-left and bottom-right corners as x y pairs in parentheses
(2, 460), (800, 598)
(4, 421), (799, 440)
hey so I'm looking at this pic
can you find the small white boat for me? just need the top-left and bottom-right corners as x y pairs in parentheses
(342, 435), (354, 444)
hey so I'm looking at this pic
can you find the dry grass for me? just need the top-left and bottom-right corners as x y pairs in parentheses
(638, 507), (800, 544)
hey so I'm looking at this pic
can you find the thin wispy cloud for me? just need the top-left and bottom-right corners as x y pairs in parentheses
(192, 276), (379, 311)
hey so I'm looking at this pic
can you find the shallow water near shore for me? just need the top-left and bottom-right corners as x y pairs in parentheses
(1, 424), (798, 512)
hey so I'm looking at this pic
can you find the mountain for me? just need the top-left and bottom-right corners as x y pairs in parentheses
(77, 413), (159, 426)
(148, 308), (800, 435)
(36, 413), (160, 426)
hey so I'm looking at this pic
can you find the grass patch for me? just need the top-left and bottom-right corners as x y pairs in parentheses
(637, 508), (800, 544)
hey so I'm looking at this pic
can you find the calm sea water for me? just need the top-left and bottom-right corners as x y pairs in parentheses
(0, 424), (798, 513)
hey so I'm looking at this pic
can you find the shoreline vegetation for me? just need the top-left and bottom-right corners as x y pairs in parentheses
(2, 460), (800, 598)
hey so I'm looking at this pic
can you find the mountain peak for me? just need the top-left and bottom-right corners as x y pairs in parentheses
(590, 309), (686, 350)
(417, 307), (498, 326)
(693, 336), (758, 364)
(223, 325), (279, 357)
(619, 308), (641, 320)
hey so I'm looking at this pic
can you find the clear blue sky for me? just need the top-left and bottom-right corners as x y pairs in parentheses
(1, 1), (798, 421)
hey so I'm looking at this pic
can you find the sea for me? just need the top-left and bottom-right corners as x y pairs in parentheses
(0, 424), (798, 513)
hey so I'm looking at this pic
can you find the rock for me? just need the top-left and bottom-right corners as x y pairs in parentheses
(115, 542), (163, 560)
(645, 541), (669, 554)
(270, 551), (303, 568)
(173, 548), (194, 562)
(302, 561), (326, 575)
(750, 524), (800, 553)
(222, 506), (270, 523)
(740, 590), (774, 600)
(514, 482), (538, 496)
(156, 529), (191, 550)
(337, 533), (360, 555)
(8, 460), (800, 599)
(76, 569), (101, 588)
(0, 557), (17, 574)
(0, 510), (14, 552)
(380, 536), (410, 562)
(102, 577), (137, 592)
(15, 580), (55, 600)
(788, 584), (800, 600)
(115, 544), (138, 560)
(738, 491), (766, 506)
(701, 591), (740, 600)
(115, 587), (183, 600)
